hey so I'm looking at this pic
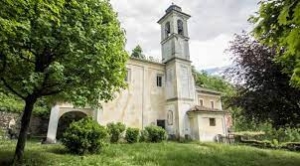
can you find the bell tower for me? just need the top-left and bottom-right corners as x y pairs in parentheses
(158, 4), (191, 62)
(158, 4), (195, 138)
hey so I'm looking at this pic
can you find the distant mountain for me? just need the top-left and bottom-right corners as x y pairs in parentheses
(204, 66), (231, 77)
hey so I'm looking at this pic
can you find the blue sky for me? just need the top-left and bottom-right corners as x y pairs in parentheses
(110, 0), (259, 70)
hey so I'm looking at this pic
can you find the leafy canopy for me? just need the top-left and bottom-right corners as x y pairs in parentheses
(227, 33), (300, 128)
(0, 0), (128, 162)
(0, 0), (128, 107)
(193, 68), (235, 96)
(0, 92), (49, 117)
(250, 0), (300, 87)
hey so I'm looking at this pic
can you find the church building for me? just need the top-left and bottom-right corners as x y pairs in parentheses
(46, 4), (228, 142)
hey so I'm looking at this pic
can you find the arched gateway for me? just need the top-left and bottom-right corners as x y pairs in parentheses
(46, 103), (95, 143)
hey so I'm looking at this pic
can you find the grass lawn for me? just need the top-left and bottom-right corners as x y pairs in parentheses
(0, 140), (300, 166)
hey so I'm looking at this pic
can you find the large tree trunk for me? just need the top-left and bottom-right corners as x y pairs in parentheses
(12, 95), (37, 165)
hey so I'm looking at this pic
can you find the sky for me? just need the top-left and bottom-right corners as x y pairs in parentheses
(110, 0), (259, 70)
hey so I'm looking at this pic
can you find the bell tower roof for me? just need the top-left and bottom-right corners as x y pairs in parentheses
(157, 4), (191, 24)
(165, 4), (182, 13)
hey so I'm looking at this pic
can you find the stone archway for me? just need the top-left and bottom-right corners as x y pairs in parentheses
(56, 111), (87, 140)
(46, 104), (95, 143)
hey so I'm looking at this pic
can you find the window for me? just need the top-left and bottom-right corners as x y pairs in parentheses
(125, 69), (131, 82)
(210, 101), (215, 109)
(209, 118), (216, 126)
(165, 22), (171, 38)
(157, 120), (166, 129)
(199, 99), (204, 106)
(157, 75), (163, 87)
(177, 20), (184, 35)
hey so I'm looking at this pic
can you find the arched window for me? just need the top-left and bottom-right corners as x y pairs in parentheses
(177, 20), (184, 35)
(165, 22), (171, 38)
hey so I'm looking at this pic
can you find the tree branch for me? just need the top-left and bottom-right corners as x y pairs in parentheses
(40, 89), (63, 97)
(0, 77), (26, 100)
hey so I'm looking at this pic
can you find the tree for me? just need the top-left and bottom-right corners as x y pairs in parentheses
(250, 0), (300, 87)
(227, 33), (300, 129)
(193, 70), (235, 96)
(0, 0), (127, 164)
(131, 45), (145, 59)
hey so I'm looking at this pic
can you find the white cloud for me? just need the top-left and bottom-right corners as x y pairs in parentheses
(190, 34), (232, 70)
(110, 0), (259, 70)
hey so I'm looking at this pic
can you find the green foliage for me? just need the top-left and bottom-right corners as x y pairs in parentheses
(131, 45), (145, 59)
(231, 107), (273, 132)
(250, 0), (300, 88)
(263, 127), (300, 143)
(0, 0), (127, 161)
(125, 127), (139, 143)
(139, 130), (149, 142)
(0, 92), (50, 117)
(106, 122), (126, 143)
(0, 92), (23, 113)
(192, 68), (235, 96)
(0, 0), (128, 107)
(61, 117), (107, 155)
(144, 125), (167, 143)
(227, 33), (300, 128)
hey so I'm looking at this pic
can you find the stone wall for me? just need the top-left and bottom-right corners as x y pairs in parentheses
(0, 111), (48, 138)
(0, 112), (19, 131)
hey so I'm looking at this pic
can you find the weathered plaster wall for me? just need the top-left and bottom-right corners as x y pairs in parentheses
(189, 115), (199, 140)
(198, 113), (225, 141)
(97, 59), (166, 129)
(197, 92), (222, 110)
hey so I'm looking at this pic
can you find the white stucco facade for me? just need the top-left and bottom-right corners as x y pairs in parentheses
(46, 4), (228, 143)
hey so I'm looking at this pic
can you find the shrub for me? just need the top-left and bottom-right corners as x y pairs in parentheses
(139, 130), (148, 142)
(145, 125), (167, 143)
(107, 122), (126, 143)
(125, 127), (139, 143)
(61, 117), (107, 155)
(263, 127), (300, 143)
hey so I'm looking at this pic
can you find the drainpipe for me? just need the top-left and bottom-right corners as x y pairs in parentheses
(142, 66), (145, 129)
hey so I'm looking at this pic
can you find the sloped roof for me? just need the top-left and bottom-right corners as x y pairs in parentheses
(188, 105), (227, 114)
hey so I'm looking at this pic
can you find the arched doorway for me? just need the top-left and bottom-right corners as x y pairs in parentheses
(46, 104), (95, 143)
(56, 111), (87, 140)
